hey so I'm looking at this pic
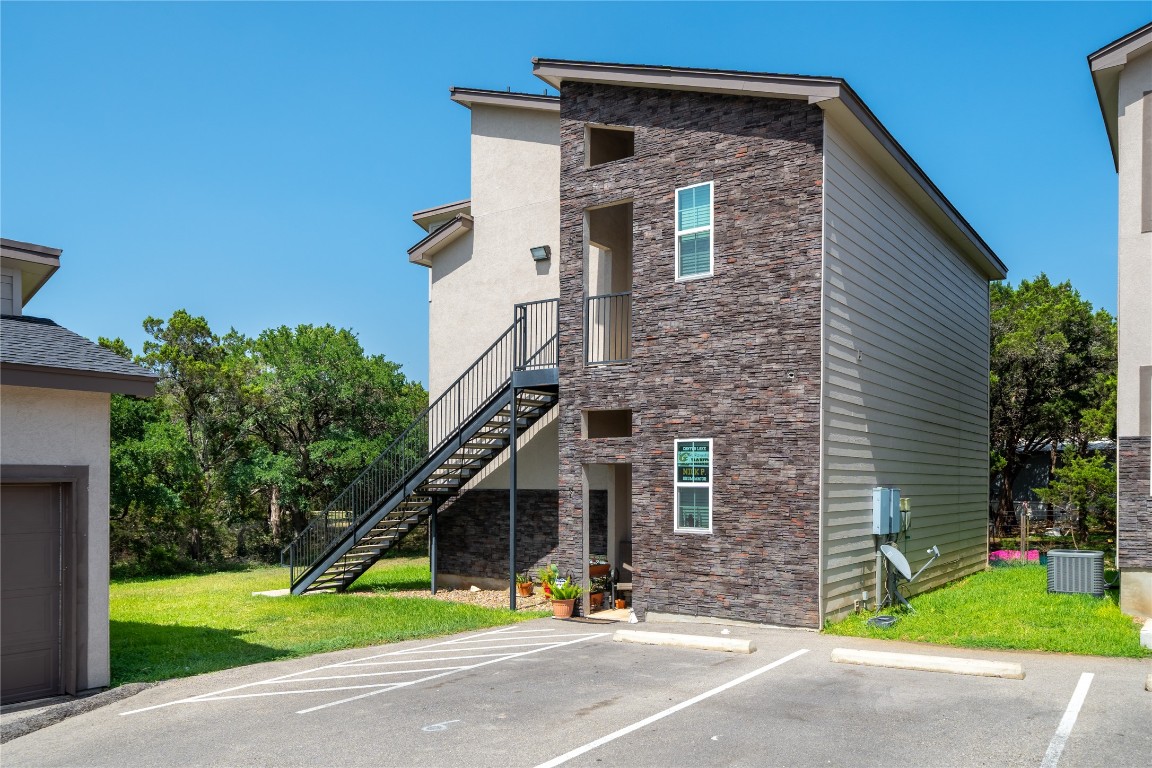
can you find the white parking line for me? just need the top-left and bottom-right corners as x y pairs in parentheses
(534, 648), (810, 768)
(1040, 672), (1094, 768)
(119, 625), (609, 717)
(296, 633), (606, 714)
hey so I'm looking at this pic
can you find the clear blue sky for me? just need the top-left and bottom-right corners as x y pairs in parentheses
(3, 2), (1147, 386)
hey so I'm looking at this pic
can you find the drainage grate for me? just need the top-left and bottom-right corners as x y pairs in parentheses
(1046, 550), (1105, 597)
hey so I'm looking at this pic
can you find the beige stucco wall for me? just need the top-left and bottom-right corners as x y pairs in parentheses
(1116, 48), (1152, 437)
(427, 104), (560, 400)
(0, 384), (111, 690)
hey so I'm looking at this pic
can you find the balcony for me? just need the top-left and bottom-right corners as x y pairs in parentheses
(585, 292), (631, 365)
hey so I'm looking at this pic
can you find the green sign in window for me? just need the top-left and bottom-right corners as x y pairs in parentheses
(676, 441), (711, 484)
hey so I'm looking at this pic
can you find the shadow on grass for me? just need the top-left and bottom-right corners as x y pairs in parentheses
(110, 620), (291, 686)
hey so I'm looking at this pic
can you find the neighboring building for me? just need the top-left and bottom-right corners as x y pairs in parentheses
(286, 61), (1006, 629)
(1090, 23), (1152, 619)
(0, 238), (157, 704)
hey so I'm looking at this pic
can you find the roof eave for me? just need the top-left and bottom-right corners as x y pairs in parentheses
(1086, 23), (1152, 171)
(407, 214), (474, 267)
(449, 87), (560, 113)
(0, 362), (158, 397)
(412, 199), (471, 227)
(532, 58), (842, 103)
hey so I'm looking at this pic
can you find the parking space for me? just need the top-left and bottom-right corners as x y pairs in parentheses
(2, 619), (1149, 767)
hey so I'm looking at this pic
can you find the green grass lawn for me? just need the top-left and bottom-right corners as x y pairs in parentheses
(110, 557), (542, 686)
(824, 564), (1150, 658)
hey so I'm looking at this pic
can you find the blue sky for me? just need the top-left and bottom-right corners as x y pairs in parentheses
(2, 2), (1147, 386)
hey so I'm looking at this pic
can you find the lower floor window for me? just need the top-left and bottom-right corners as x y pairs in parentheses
(675, 439), (712, 533)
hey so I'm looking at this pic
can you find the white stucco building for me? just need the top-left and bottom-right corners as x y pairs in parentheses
(1089, 22), (1152, 619)
(0, 238), (157, 704)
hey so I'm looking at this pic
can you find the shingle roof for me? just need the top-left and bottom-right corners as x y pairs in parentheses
(1, 314), (157, 395)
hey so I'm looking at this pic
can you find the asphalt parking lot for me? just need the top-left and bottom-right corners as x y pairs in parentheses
(3, 617), (1150, 768)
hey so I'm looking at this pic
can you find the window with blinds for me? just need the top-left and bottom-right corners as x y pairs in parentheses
(675, 182), (713, 279)
(674, 438), (713, 533)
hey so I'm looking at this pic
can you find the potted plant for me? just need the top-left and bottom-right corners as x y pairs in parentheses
(549, 579), (582, 619)
(538, 563), (559, 599)
(515, 572), (534, 597)
(589, 573), (609, 610)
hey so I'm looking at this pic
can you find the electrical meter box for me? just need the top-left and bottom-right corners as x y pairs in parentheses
(872, 486), (901, 535)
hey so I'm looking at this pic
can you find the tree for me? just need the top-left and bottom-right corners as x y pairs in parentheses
(1035, 453), (1116, 538)
(100, 337), (201, 573)
(244, 324), (427, 538)
(139, 311), (251, 560)
(989, 275), (1116, 527)
(103, 313), (428, 573)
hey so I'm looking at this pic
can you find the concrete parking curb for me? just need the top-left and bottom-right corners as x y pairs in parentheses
(612, 629), (756, 654)
(830, 648), (1025, 679)
(1, 683), (157, 744)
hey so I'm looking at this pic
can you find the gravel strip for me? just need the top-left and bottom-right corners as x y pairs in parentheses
(358, 587), (554, 611)
(1, 683), (157, 743)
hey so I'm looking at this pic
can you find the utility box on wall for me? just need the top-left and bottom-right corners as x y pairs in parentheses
(872, 486), (901, 535)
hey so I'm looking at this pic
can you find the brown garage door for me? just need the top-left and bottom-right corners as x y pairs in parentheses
(1, 484), (63, 704)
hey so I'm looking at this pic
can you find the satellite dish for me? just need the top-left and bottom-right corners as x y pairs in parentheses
(878, 544), (941, 611)
(880, 544), (912, 580)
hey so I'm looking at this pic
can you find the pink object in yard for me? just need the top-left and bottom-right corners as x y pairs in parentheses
(989, 549), (1039, 563)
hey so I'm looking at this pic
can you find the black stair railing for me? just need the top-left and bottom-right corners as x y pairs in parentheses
(284, 298), (558, 587)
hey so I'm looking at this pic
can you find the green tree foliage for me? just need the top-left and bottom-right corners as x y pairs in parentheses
(989, 274), (1116, 527)
(103, 311), (427, 574)
(245, 324), (426, 538)
(1035, 453), (1116, 536)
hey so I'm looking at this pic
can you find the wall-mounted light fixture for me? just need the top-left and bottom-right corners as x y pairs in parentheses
(530, 245), (551, 261)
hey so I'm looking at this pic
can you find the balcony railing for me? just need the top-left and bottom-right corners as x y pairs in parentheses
(585, 291), (631, 364)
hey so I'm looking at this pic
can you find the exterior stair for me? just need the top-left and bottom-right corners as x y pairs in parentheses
(283, 299), (557, 595)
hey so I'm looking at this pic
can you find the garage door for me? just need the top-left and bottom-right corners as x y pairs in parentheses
(1, 484), (63, 704)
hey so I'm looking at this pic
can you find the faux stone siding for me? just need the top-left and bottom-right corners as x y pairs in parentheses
(1117, 436), (1152, 569)
(557, 83), (825, 627)
(436, 488), (606, 579)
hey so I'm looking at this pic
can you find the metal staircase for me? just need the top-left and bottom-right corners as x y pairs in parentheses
(284, 299), (558, 595)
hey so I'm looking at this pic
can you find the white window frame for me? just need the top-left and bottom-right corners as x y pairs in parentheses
(674, 438), (713, 534)
(674, 181), (714, 281)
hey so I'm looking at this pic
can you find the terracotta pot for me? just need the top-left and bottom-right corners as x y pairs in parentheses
(551, 598), (576, 619)
(588, 563), (611, 578)
(615, 599), (627, 610)
(590, 591), (604, 609)
(517, 582), (534, 597)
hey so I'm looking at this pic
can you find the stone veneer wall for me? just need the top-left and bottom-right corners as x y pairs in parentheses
(556, 83), (825, 627)
(435, 488), (606, 580)
(1117, 436), (1152, 569)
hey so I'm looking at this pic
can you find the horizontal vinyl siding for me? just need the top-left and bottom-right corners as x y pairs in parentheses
(821, 121), (990, 622)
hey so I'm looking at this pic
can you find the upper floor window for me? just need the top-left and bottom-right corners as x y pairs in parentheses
(675, 182), (713, 280)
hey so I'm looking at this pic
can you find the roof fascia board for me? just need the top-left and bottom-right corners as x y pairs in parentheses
(532, 59), (841, 102)
(450, 88), (560, 112)
(411, 199), (471, 225)
(1, 364), (157, 397)
(1088, 23), (1152, 71)
(1087, 25), (1151, 170)
(407, 214), (473, 267)
(0, 239), (63, 259)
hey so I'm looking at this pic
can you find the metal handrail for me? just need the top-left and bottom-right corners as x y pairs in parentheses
(585, 291), (632, 364)
(284, 299), (559, 588)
